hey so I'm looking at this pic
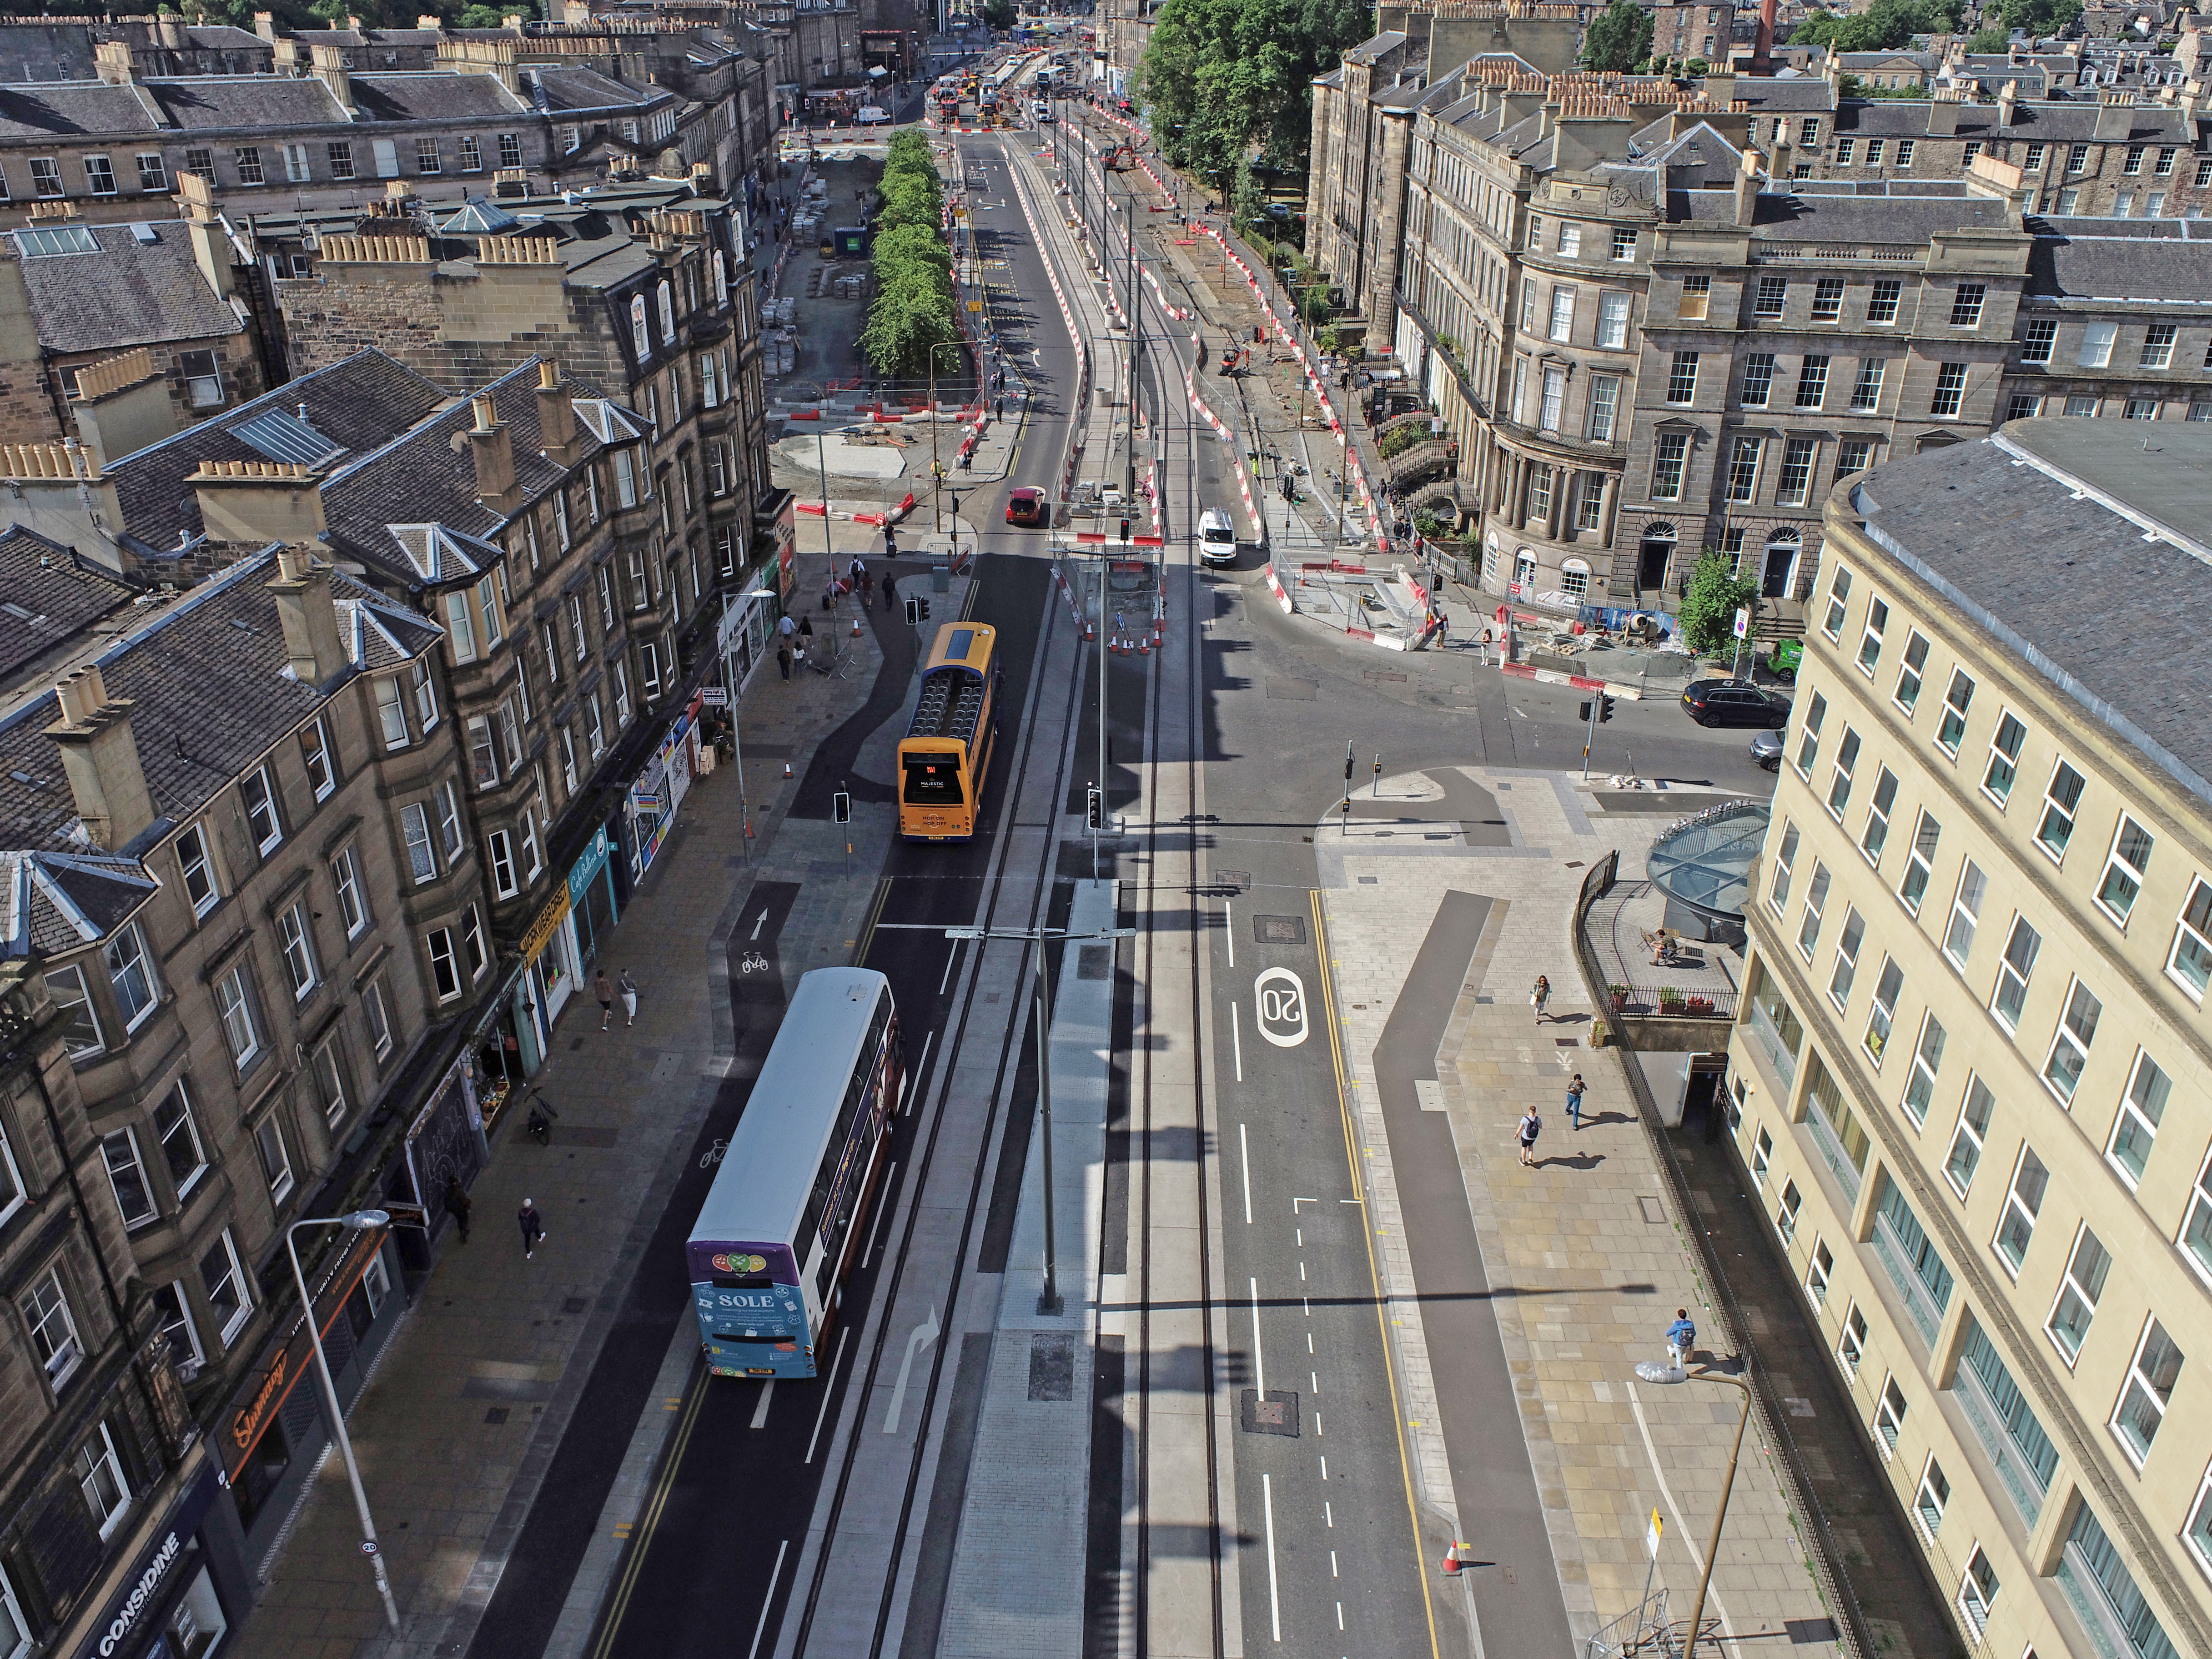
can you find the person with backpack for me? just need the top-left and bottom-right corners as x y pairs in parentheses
(1517, 1105), (1543, 1167)
(1666, 1309), (1697, 1372)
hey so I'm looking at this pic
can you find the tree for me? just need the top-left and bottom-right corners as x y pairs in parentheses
(1581, 0), (1654, 72)
(1131, 0), (1372, 183)
(1677, 550), (1760, 657)
(982, 0), (1018, 30)
(1964, 25), (2011, 50)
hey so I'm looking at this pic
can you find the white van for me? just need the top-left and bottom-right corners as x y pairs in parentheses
(1198, 508), (1237, 566)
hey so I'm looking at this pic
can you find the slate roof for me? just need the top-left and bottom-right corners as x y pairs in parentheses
(351, 70), (528, 122)
(144, 74), (350, 129)
(0, 528), (136, 687)
(0, 80), (164, 140)
(0, 850), (159, 960)
(14, 218), (242, 355)
(533, 65), (666, 112)
(106, 348), (450, 558)
(2025, 228), (2212, 301)
(1850, 418), (2212, 809)
(1749, 191), (2015, 239)
(1828, 98), (2189, 141)
(0, 548), (442, 886)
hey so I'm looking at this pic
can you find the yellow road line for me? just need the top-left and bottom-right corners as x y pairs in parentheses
(587, 1368), (710, 1659)
(1309, 888), (1443, 1659)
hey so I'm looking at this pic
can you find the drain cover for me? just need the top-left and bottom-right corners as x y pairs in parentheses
(1240, 1388), (1301, 1436)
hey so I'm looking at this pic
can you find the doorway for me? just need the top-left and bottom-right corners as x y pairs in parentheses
(1637, 523), (1676, 593)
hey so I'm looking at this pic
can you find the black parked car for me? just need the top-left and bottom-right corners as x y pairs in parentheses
(1681, 679), (1791, 729)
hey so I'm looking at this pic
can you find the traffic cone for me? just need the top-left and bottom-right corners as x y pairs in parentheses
(1442, 1542), (1468, 1576)
(1137, 634), (1149, 655)
(783, 761), (794, 779)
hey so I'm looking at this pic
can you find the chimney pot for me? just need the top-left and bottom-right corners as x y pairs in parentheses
(45, 664), (154, 850)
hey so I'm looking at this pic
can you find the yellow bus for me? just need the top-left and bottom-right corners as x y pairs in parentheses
(897, 623), (1001, 841)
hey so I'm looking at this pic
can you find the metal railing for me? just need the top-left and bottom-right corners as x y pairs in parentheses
(1605, 983), (1739, 1021)
(1585, 1589), (1679, 1659)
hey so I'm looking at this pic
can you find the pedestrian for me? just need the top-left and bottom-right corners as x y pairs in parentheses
(883, 572), (899, 610)
(1566, 1072), (1586, 1131)
(995, 394), (1005, 419)
(1517, 1105), (1543, 1168)
(848, 554), (867, 589)
(1666, 1308), (1697, 1372)
(445, 1174), (472, 1243)
(779, 612), (797, 645)
(778, 640), (793, 679)
(518, 1199), (546, 1260)
(1532, 974), (1551, 1025)
(618, 969), (639, 1028)
(595, 969), (616, 1031)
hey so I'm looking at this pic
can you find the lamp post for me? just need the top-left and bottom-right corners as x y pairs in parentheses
(286, 1211), (401, 1630)
(1634, 1358), (1753, 1658)
(926, 339), (969, 538)
(943, 922), (1133, 1313)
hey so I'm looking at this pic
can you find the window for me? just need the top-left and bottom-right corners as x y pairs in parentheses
(1739, 352), (1775, 408)
(2092, 815), (2152, 926)
(2124, 396), (2160, 422)
(1807, 1239), (1833, 1307)
(1828, 908), (1865, 1009)
(82, 153), (117, 196)
(499, 133), (522, 170)
(42, 963), (102, 1059)
(75, 1423), (131, 1538)
(1597, 290), (1629, 348)
(2047, 1226), (2111, 1363)
(1957, 1549), (1998, 1639)
(613, 659), (633, 724)
(462, 904), (487, 979)
(241, 765), (282, 851)
(277, 903), (319, 1000)
(1519, 280), (1537, 333)
(1839, 1304), (1868, 1376)
(2056, 186), (2081, 214)
(1902, 1011), (1945, 1126)
(102, 1129), (156, 1229)
(1930, 363), (1968, 418)
(104, 922), (157, 1030)
(1861, 768), (1898, 864)
(555, 489), (570, 550)
(2113, 1318), (2182, 1463)
(1539, 369), (1565, 433)
(363, 976), (393, 1060)
(415, 136), (441, 175)
(1827, 729), (1862, 818)
(332, 846), (367, 939)
(1724, 437), (1761, 503)
(153, 1282), (200, 1374)
(2108, 1050), (2169, 1187)
(1943, 860), (1987, 970)
(2024, 142), (2046, 172)
(568, 593), (588, 660)
(1866, 139), (1885, 166)
(1776, 437), (1816, 506)
(1849, 358), (1885, 412)
(587, 693), (606, 758)
(435, 780), (463, 865)
(1991, 915), (2040, 1032)
(458, 135), (482, 172)
(1755, 274), (1787, 318)
(28, 156), (60, 197)
(1587, 375), (1619, 442)
(2079, 320), (2117, 367)
(1906, 1459), (1951, 1550)
(1820, 563), (1852, 641)
(215, 966), (261, 1068)
(427, 927), (462, 1001)
(315, 1040), (347, 1126)
(2124, 143), (2146, 175)
(255, 1111), (292, 1203)
(319, 139), (355, 182)
(1866, 280), (1901, 325)
(1898, 809), (1941, 915)
(1610, 225), (1636, 261)
(2021, 318), (2057, 363)
(375, 677), (409, 749)
(300, 717), (334, 801)
(1949, 283), (1986, 328)
(1776, 1180), (1801, 1244)
(467, 714), (500, 790)
(1795, 355), (1830, 408)
(1945, 1071), (1991, 1194)
(181, 349), (223, 404)
(2006, 394), (2044, 422)
(24, 1268), (81, 1385)
(1650, 432), (1688, 499)
(1834, 438), (1874, 481)
(1982, 712), (2026, 805)
(560, 724), (578, 792)
(488, 830), (518, 898)
(1751, 1125), (1771, 1187)
(2068, 141), (2091, 173)
(2141, 323), (2177, 369)
(1795, 690), (1827, 777)
(1768, 820), (1800, 915)
(2036, 759), (2085, 860)
(1874, 1375), (1907, 1456)
(401, 802), (437, 884)
(1798, 864), (1831, 960)
(136, 151), (166, 192)
(1835, 138), (1856, 166)
(1573, 483), (1602, 535)
(1557, 223), (1580, 257)
(2038, 976), (2102, 1105)
(1665, 351), (1699, 403)
(200, 1231), (250, 1344)
(1995, 1144), (2047, 1274)
(1678, 275), (1709, 321)
(1548, 285), (1574, 343)
(234, 145), (264, 184)
(1936, 669), (1974, 754)
(153, 1083), (206, 1199)
(1864, 957), (1903, 1063)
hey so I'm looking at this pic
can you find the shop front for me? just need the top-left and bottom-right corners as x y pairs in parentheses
(385, 1058), (488, 1274)
(565, 821), (620, 967)
(69, 1456), (250, 1659)
(622, 701), (702, 886)
(718, 587), (778, 699)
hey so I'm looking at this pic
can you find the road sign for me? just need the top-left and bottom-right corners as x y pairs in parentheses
(967, 300), (984, 312)
(1253, 967), (1309, 1047)
(1733, 605), (1750, 639)
(1646, 1509), (1663, 1559)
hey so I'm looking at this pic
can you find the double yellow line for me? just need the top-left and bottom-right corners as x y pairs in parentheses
(1310, 889), (1443, 1659)
(587, 1376), (710, 1659)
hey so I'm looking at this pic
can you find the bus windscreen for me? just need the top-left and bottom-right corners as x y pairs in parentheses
(903, 754), (965, 804)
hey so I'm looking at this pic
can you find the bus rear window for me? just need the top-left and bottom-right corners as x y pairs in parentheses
(903, 755), (965, 804)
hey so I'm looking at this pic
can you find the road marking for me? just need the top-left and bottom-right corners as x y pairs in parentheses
(1225, 897), (1234, 967)
(939, 940), (961, 995)
(1262, 1473), (1284, 1644)
(803, 1328), (850, 1464)
(1627, 1381), (1742, 1649)
(1254, 966), (1309, 1046)
(1331, 1550), (1338, 1576)
(1311, 1370), (1318, 1393)
(1316, 1412), (1323, 1436)
(750, 1379), (774, 1429)
(1233, 1001), (1244, 1081)
(906, 1031), (935, 1116)
(752, 909), (769, 940)
(862, 1161), (900, 1267)
(1337, 1602), (1345, 1630)
(1239, 1121), (1253, 1223)
(1320, 1456), (1328, 1481)
(883, 1303), (941, 1434)
(1299, 1261), (1306, 1282)
(1325, 1501), (1334, 1527)
(744, 1538), (788, 1659)
(586, 1368), (709, 1659)
(1251, 1277), (1266, 1396)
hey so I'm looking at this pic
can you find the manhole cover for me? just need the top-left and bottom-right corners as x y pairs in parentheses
(1253, 915), (1307, 945)
(1240, 1388), (1301, 1436)
(1216, 869), (1252, 892)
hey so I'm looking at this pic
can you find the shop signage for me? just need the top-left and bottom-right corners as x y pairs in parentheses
(568, 825), (613, 906)
(220, 1226), (387, 1479)
(519, 885), (573, 967)
(74, 1462), (221, 1659)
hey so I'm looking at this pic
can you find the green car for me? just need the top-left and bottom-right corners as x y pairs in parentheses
(1767, 638), (1803, 683)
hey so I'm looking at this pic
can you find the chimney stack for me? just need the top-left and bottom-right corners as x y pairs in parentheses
(535, 360), (579, 466)
(174, 172), (237, 300)
(1734, 144), (1763, 225)
(45, 664), (155, 851)
(191, 459), (326, 547)
(94, 40), (136, 85)
(311, 42), (355, 113)
(267, 547), (351, 687)
(1928, 88), (1963, 134)
(1999, 77), (2019, 125)
(469, 394), (522, 514)
(254, 9), (276, 40)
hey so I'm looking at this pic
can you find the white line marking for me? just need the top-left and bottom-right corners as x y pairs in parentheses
(1320, 1456), (1328, 1481)
(749, 1378), (774, 1430)
(744, 1539), (788, 1659)
(883, 1303), (941, 1435)
(1316, 1412), (1323, 1436)
(1226, 897), (1234, 967)
(905, 1031), (935, 1116)
(1239, 1122), (1253, 1224)
(1299, 1261), (1306, 1282)
(938, 941), (959, 995)
(1262, 1473), (1283, 1644)
(1331, 1550), (1338, 1577)
(1232, 1001), (1243, 1082)
(803, 1329), (849, 1464)
(1306, 1333), (1313, 1353)
(1336, 1602), (1344, 1630)
(1325, 1501), (1333, 1528)
(751, 910), (769, 941)
(1627, 1380), (1743, 1654)
(1311, 1371), (1317, 1393)
(862, 1161), (899, 1268)
(1250, 1277), (1265, 1396)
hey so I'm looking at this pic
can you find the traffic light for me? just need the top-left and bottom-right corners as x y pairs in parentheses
(832, 788), (852, 825)
(1578, 700), (1593, 722)
(1343, 743), (1354, 784)
(1086, 784), (1104, 830)
(1119, 516), (1131, 543)
(1599, 694), (1618, 723)
(905, 596), (922, 626)
(919, 597), (933, 622)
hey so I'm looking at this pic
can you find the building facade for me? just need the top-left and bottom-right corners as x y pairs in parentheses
(1724, 417), (2212, 1659)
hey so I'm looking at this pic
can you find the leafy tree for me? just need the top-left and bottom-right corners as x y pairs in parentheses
(1677, 550), (1760, 657)
(1581, 0), (1654, 71)
(1131, 0), (1371, 184)
(1231, 156), (1266, 237)
(1994, 0), (2081, 37)
(982, 0), (1018, 30)
(1964, 25), (2011, 50)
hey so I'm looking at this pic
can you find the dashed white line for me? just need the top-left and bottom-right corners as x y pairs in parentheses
(861, 1161), (899, 1268)
(749, 1378), (774, 1430)
(1324, 1501), (1334, 1528)
(1239, 1121), (1252, 1223)
(744, 1539), (788, 1659)
(1226, 897), (1235, 967)
(1320, 1457), (1329, 1480)
(1262, 1473), (1283, 1644)
(1233, 1001), (1244, 1081)
(1251, 1277), (1266, 1395)
(1331, 1550), (1339, 1577)
(803, 1328), (850, 1464)
(905, 1031), (935, 1116)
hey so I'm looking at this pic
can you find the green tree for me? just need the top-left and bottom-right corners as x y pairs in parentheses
(1131, 0), (1371, 184)
(982, 0), (1018, 30)
(1964, 25), (2011, 50)
(1582, 0), (1654, 71)
(1677, 550), (1760, 657)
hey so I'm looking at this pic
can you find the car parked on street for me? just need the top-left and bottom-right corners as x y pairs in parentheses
(1005, 487), (1047, 527)
(1680, 679), (1790, 729)
(1750, 729), (1785, 770)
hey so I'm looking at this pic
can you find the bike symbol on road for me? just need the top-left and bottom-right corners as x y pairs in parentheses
(1253, 967), (1309, 1048)
(740, 950), (769, 975)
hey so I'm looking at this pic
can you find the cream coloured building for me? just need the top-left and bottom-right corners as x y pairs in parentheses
(1726, 416), (2212, 1658)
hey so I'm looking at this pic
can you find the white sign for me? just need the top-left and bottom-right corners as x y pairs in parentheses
(1646, 1508), (1663, 1560)
(700, 685), (730, 707)
(1732, 605), (1750, 639)
(1253, 967), (1308, 1048)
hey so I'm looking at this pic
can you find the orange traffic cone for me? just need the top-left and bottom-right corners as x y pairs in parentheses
(1441, 1542), (1468, 1576)
(1137, 634), (1149, 655)
(783, 760), (794, 779)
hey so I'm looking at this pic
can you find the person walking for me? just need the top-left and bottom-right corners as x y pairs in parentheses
(618, 969), (639, 1028)
(1516, 1105), (1543, 1167)
(1666, 1308), (1698, 1372)
(518, 1199), (546, 1260)
(445, 1174), (473, 1243)
(1531, 974), (1551, 1025)
(778, 640), (793, 680)
(1566, 1071), (1586, 1131)
(883, 572), (899, 611)
(778, 612), (797, 647)
(594, 969), (616, 1031)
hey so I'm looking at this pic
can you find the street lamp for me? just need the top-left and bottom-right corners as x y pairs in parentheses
(943, 923), (1133, 1313)
(1634, 1358), (1753, 1659)
(927, 339), (969, 538)
(286, 1211), (400, 1630)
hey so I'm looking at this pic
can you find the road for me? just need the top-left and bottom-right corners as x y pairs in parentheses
(464, 93), (1779, 1659)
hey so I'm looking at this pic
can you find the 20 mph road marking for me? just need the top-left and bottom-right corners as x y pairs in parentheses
(1254, 966), (1309, 1047)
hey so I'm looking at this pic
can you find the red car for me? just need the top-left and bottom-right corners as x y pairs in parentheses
(1005, 487), (1046, 527)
